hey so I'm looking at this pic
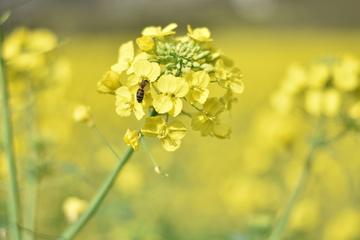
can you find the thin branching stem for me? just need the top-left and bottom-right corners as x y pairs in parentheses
(0, 11), (22, 240)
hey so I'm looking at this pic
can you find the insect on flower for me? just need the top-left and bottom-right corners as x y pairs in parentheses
(136, 78), (150, 103)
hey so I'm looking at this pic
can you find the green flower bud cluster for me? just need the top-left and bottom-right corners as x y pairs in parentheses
(149, 39), (215, 76)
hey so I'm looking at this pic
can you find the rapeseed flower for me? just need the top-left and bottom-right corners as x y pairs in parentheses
(215, 59), (244, 94)
(127, 59), (160, 90)
(153, 74), (189, 116)
(191, 97), (230, 138)
(141, 116), (186, 151)
(73, 105), (94, 127)
(304, 88), (341, 117)
(62, 197), (88, 223)
(123, 129), (140, 152)
(142, 23), (177, 39)
(183, 70), (210, 104)
(115, 86), (145, 120)
(187, 25), (213, 42)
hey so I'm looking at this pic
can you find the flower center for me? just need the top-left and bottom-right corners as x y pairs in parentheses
(191, 86), (200, 92)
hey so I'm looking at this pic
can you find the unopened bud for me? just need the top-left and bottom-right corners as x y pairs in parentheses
(166, 56), (174, 62)
(73, 105), (94, 127)
(166, 63), (173, 70)
(193, 50), (211, 61)
(200, 63), (212, 69)
(204, 66), (215, 73)
(172, 69), (180, 76)
(148, 58), (158, 63)
(192, 62), (200, 68)
(136, 36), (155, 52)
(156, 48), (165, 56)
(165, 43), (171, 50)
(186, 62), (192, 68)
(188, 40), (195, 49)
(157, 41), (166, 50)
(97, 70), (121, 94)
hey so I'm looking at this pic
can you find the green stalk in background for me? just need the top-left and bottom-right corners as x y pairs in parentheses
(0, 11), (22, 240)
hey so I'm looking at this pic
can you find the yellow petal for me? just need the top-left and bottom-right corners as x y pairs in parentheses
(229, 77), (244, 94)
(212, 124), (231, 139)
(148, 62), (161, 82)
(197, 71), (210, 88)
(204, 97), (224, 116)
(195, 88), (209, 104)
(162, 23), (178, 35)
(115, 86), (132, 100)
(126, 52), (148, 74)
(199, 120), (214, 136)
(168, 98), (182, 117)
(153, 95), (173, 114)
(133, 102), (145, 120)
(157, 74), (178, 93)
(304, 90), (322, 116)
(119, 41), (134, 61)
(136, 36), (155, 52)
(127, 74), (140, 90)
(173, 78), (189, 97)
(167, 120), (186, 140)
(142, 26), (161, 37)
(123, 129), (140, 152)
(322, 89), (341, 117)
(215, 59), (227, 80)
(161, 138), (181, 151)
(141, 116), (165, 137)
(133, 59), (152, 77)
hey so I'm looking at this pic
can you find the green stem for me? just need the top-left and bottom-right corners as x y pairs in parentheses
(58, 147), (134, 240)
(58, 109), (157, 240)
(0, 11), (22, 240)
(268, 117), (325, 240)
(181, 110), (192, 118)
(210, 80), (218, 83)
(268, 144), (318, 240)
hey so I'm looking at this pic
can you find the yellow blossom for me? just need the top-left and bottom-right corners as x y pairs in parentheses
(111, 41), (134, 75)
(141, 116), (186, 151)
(115, 86), (145, 120)
(127, 59), (160, 90)
(304, 88), (341, 117)
(136, 36), (155, 52)
(2, 27), (28, 60)
(62, 197), (87, 223)
(97, 70), (121, 94)
(349, 101), (360, 119)
(323, 208), (360, 240)
(333, 55), (360, 91)
(187, 25), (213, 42)
(142, 23), (178, 39)
(25, 28), (58, 53)
(123, 129), (140, 152)
(183, 70), (210, 104)
(191, 97), (230, 137)
(307, 63), (329, 89)
(215, 59), (244, 94)
(73, 105), (94, 126)
(290, 199), (319, 231)
(153, 74), (189, 116)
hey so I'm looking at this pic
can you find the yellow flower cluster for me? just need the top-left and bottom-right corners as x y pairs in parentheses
(98, 24), (244, 151)
(3, 27), (72, 95)
(271, 55), (360, 127)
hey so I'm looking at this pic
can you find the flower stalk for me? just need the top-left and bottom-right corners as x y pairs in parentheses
(0, 12), (22, 240)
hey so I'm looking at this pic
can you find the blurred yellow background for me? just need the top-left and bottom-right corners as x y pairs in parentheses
(1, 1), (360, 240)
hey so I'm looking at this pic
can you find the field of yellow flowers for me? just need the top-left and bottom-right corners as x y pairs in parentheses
(1, 17), (360, 240)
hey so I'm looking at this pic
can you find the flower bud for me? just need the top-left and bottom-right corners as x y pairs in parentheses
(166, 56), (174, 62)
(172, 69), (180, 76)
(136, 36), (155, 52)
(123, 129), (140, 152)
(155, 166), (169, 178)
(156, 48), (165, 56)
(192, 62), (200, 68)
(166, 63), (173, 70)
(165, 43), (172, 50)
(73, 105), (94, 127)
(204, 66), (215, 73)
(193, 50), (211, 61)
(148, 58), (158, 62)
(157, 41), (166, 50)
(97, 70), (120, 94)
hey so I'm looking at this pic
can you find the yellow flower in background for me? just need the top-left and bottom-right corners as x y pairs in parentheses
(191, 97), (230, 137)
(153, 74), (189, 116)
(141, 116), (186, 151)
(307, 63), (329, 89)
(2, 27), (28, 60)
(290, 199), (319, 231)
(123, 129), (140, 152)
(127, 59), (160, 90)
(115, 86), (144, 120)
(136, 36), (155, 52)
(25, 28), (58, 53)
(323, 208), (360, 240)
(187, 25), (213, 42)
(183, 70), (210, 104)
(111, 41), (134, 75)
(73, 105), (94, 126)
(142, 23), (178, 39)
(97, 70), (121, 94)
(333, 55), (360, 91)
(215, 59), (244, 94)
(62, 197), (88, 223)
(304, 88), (341, 117)
(349, 101), (360, 119)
